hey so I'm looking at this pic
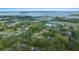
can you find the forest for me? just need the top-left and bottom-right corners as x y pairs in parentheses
(0, 15), (79, 51)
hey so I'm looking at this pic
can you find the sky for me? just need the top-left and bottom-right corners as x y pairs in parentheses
(0, 8), (79, 11)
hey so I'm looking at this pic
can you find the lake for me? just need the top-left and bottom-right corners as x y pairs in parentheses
(0, 11), (79, 18)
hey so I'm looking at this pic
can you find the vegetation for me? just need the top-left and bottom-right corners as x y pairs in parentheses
(0, 15), (79, 51)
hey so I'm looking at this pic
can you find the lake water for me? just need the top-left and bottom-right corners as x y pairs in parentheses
(0, 11), (79, 18)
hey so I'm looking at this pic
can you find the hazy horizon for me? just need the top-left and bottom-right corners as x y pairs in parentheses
(0, 8), (79, 11)
(0, 11), (79, 18)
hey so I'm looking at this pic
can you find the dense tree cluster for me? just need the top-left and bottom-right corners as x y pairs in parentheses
(0, 16), (79, 51)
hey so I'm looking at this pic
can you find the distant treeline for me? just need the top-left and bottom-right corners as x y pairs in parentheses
(52, 16), (79, 23)
(70, 14), (79, 16)
(0, 15), (79, 23)
(0, 16), (34, 21)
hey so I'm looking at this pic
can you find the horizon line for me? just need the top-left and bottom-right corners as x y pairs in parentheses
(0, 8), (79, 11)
